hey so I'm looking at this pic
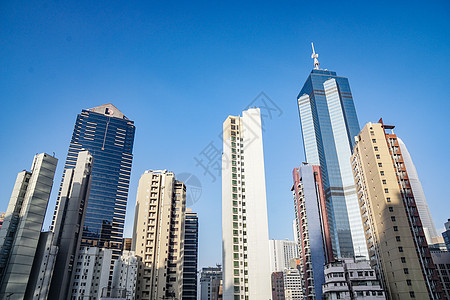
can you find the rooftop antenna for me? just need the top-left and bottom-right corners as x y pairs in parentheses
(311, 42), (320, 70)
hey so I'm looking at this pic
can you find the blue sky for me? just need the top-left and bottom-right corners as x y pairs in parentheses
(1, 1), (449, 268)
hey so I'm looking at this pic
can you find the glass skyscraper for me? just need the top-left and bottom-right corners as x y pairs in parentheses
(297, 67), (367, 259)
(51, 104), (135, 256)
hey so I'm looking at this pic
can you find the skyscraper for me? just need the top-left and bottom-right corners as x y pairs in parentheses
(222, 108), (271, 300)
(183, 208), (199, 300)
(296, 45), (367, 259)
(351, 121), (443, 299)
(132, 170), (186, 300)
(51, 103), (135, 255)
(0, 153), (58, 299)
(398, 137), (438, 242)
(292, 164), (333, 300)
(48, 150), (93, 299)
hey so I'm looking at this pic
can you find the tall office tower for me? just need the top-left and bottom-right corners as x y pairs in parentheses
(222, 108), (272, 300)
(351, 121), (443, 299)
(297, 46), (367, 259)
(200, 266), (222, 300)
(443, 219), (450, 251)
(69, 246), (113, 299)
(0, 153), (57, 299)
(269, 239), (299, 273)
(110, 250), (138, 300)
(398, 138), (438, 242)
(132, 170), (186, 300)
(183, 208), (199, 300)
(322, 258), (385, 299)
(48, 150), (93, 299)
(51, 103), (135, 255)
(292, 164), (334, 300)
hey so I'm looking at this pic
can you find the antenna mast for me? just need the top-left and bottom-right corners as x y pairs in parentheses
(311, 42), (320, 70)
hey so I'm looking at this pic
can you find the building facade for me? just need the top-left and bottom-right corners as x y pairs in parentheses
(431, 251), (450, 299)
(283, 268), (302, 300)
(322, 258), (385, 300)
(183, 209), (199, 300)
(110, 250), (138, 300)
(51, 103), (135, 256)
(271, 271), (285, 300)
(297, 57), (367, 259)
(132, 170), (186, 300)
(0, 153), (58, 299)
(351, 121), (443, 299)
(222, 108), (272, 300)
(24, 231), (58, 300)
(442, 219), (450, 251)
(292, 164), (333, 300)
(398, 137), (438, 242)
(200, 266), (222, 300)
(69, 247), (113, 299)
(269, 239), (299, 273)
(48, 150), (94, 299)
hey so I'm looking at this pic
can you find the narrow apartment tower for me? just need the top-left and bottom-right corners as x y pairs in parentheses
(182, 209), (199, 300)
(132, 170), (186, 300)
(51, 104), (135, 256)
(0, 153), (58, 299)
(48, 150), (93, 299)
(222, 108), (271, 300)
(292, 164), (334, 300)
(351, 121), (443, 299)
(297, 47), (367, 259)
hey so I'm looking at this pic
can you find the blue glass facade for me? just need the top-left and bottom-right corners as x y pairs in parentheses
(182, 210), (198, 300)
(51, 104), (135, 255)
(297, 69), (367, 259)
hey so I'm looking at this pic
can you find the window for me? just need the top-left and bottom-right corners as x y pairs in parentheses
(374, 146), (379, 151)
(396, 236), (401, 242)
(401, 257), (406, 263)
(378, 163), (383, 167)
(387, 197), (391, 202)
(389, 207), (393, 212)
(376, 154), (381, 159)
(380, 171), (384, 176)
(394, 226), (398, 231)
(410, 291), (415, 298)
(372, 139), (376, 143)
(407, 279), (412, 286)
(404, 268), (409, 274)
(383, 180), (387, 184)
(391, 216), (396, 222)
(398, 247), (404, 252)
(385, 188), (389, 193)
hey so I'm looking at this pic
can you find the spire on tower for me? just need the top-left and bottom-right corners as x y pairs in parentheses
(311, 42), (320, 70)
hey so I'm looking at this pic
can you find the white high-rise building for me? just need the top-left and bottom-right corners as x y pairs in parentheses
(397, 138), (438, 242)
(69, 247), (113, 299)
(110, 250), (138, 300)
(269, 239), (299, 273)
(222, 108), (271, 300)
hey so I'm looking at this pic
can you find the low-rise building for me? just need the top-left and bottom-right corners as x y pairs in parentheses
(200, 265), (222, 300)
(323, 258), (385, 300)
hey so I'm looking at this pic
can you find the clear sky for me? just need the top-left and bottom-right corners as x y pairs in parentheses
(1, 1), (449, 269)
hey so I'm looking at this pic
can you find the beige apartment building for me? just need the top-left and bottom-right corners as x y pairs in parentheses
(132, 170), (186, 300)
(351, 121), (443, 300)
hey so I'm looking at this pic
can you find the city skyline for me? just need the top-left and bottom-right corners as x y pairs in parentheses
(1, 0), (449, 272)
